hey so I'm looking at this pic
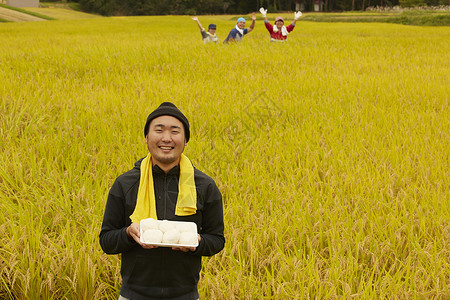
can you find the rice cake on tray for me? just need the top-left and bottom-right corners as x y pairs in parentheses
(139, 218), (198, 248)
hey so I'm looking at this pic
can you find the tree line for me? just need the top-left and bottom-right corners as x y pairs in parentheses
(63, 0), (449, 16)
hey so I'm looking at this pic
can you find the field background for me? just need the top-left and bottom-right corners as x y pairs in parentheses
(0, 13), (449, 299)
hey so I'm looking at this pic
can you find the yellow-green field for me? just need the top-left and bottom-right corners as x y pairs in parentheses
(0, 14), (449, 299)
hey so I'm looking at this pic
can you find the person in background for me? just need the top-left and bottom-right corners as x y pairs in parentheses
(192, 16), (219, 44)
(99, 102), (225, 300)
(259, 8), (302, 42)
(223, 12), (256, 43)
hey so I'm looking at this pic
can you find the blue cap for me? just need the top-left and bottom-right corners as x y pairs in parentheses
(208, 24), (216, 29)
(237, 17), (246, 23)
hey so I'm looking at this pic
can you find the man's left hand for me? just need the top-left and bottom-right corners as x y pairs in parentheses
(172, 234), (201, 252)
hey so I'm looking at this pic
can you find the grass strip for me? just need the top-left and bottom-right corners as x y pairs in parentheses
(301, 11), (450, 26)
(0, 3), (55, 20)
(39, 1), (81, 11)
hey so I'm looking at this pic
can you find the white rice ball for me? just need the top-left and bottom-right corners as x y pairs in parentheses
(179, 231), (198, 246)
(142, 229), (163, 244)
(159, 220), (175, 233)
(176, 222), (196, 233)
(162, 229), (180, 244)
(140, 218), (159, 232)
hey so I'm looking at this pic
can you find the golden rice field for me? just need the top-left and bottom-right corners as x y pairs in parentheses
(0, 14), (449, 299)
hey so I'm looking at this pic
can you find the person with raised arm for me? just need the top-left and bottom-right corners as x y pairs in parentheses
(192, 16), (219, 44)
(259, 8), (302, 42)
(224, 12), (256, 43)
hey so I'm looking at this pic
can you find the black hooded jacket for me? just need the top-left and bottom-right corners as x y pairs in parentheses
(99, 158), (225, 300)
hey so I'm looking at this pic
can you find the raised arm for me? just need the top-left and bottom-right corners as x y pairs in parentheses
(247, 12), (257, 33)
(292, 11), (302, 26)
(192, 16), (205, 31)
(259, 7), (268, 22)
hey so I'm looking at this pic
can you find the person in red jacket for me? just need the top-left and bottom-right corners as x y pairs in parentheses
(259, 8), (302, 42)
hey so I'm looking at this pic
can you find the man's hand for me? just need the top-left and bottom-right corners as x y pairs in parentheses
(294, 11), (302, 20)
(127, 222), (159, 249)
(172, 234), (201, 252)
(126, 222), (140, 242)
(191, 16), (198, 21)
(259, 7), (267, 18)
(251, 12), (257, 21)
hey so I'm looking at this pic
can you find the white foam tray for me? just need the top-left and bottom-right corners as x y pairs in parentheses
(140, 219), (198, 248)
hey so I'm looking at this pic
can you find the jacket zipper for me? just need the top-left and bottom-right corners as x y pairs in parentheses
(163, 174), (167, 219)
(162, 173), (167, 295)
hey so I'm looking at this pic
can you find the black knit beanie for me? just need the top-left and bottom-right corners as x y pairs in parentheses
(144, 102), (190, 142)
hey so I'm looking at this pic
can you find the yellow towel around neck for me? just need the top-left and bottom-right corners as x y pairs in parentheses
(130, 153), (197, 223)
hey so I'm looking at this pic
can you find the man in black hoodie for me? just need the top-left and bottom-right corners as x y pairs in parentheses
(99, 102), (225, 300)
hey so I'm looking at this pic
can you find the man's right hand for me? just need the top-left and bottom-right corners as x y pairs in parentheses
(127, 222), (158, 249)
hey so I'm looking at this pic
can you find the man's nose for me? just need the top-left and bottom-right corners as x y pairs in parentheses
(161, 131), (171, 141)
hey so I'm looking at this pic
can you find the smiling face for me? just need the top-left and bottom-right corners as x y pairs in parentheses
(237, 21), (246, 29)
(146, 115), (186, 172)
(275, 20), (284, 29)
(208, 28), (216, 34)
